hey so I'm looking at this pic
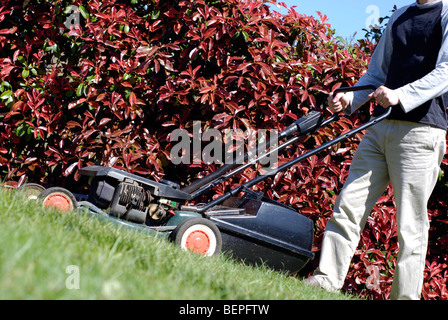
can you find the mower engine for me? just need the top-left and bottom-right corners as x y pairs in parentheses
(79, 168), (189, 227)
(113, 181), (167, 222)
(79, 166), (193, 225)
(89, 178), (171, 224)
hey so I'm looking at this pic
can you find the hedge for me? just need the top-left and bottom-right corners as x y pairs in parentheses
(0, 0), (447, 299)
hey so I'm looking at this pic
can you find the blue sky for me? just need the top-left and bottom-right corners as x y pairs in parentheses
(270, 0), (415, 39)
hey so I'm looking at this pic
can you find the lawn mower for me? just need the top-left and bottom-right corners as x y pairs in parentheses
(20, 85), (390, 274)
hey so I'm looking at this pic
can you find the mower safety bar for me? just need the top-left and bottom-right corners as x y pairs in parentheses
(333, 84), (377, 94)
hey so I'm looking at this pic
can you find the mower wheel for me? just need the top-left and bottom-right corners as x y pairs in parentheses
(38, 187), (77, 213)
(170, 218), (222, 256)
(18, 183), (46, 200)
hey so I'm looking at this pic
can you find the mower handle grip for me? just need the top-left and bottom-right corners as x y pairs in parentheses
(324, 85), (377, 113)
(329, 84), (392, 125)
(333, 84), (377, 95)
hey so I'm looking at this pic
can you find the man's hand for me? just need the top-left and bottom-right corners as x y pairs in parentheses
(368, 86), (400, 108)
(327, 92), (350, 113)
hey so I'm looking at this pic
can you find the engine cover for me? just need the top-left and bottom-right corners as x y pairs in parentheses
(108, 182), (148, 224)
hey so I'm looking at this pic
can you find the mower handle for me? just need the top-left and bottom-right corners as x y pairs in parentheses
(280, 85), (379, 139)
(182, 85), (385, 199)
(193, 103), (392, 213)
(333, 84), (377, 95)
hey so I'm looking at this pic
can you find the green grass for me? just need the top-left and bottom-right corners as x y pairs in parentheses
(0, 188), (357, 300)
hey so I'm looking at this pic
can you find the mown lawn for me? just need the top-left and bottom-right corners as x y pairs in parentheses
(0, 188), (357, 300)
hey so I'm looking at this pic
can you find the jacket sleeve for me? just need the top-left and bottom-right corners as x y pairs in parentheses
(346, 7), (400, 114)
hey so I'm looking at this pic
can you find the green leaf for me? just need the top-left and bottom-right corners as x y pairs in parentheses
(124, 24), (130, 34)
(76, 83), (84, 97)
(79, 5), (89, 20)
(17, 56), (27, 66)
(0, 81), (11, 91)
(151, 10), (160, 20)
(15, 123), (25, 137)
(0, 90), (12, 100)
(22, 69), (29, 78)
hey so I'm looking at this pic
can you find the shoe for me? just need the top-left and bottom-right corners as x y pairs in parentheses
(304, 276), (322, 289)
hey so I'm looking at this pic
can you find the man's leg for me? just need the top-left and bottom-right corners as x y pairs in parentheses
(313, 121), (391, 292)
(386, 121), (446, 300)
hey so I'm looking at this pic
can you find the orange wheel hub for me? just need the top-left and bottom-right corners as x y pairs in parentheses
(43, 194), (72, 212)
(185, 230), (211, 255)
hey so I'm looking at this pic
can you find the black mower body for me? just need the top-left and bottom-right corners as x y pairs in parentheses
(78, 165), (315, 273)
(207, 196), (314, 273)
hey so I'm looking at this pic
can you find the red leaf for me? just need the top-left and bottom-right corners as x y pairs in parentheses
(99, 118), (111, 126)
(199, 86), (212, 94)
(129, 92), (136, 106)
(24, 157), (37, 165)
(223, 76), (238, 86)
(0, 26), (17, 34)
(64, 162), (78, 176)
(68, 98), (87, 109)
(0, 65), (15, 77)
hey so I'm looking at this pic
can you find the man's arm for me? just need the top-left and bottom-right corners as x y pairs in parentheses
(342, 6), (409, 114)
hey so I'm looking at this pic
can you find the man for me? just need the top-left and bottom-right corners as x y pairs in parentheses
(306, 0), (448, 300)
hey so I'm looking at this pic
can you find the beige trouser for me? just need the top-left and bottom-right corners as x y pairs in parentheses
(313, 119), (446, 300)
